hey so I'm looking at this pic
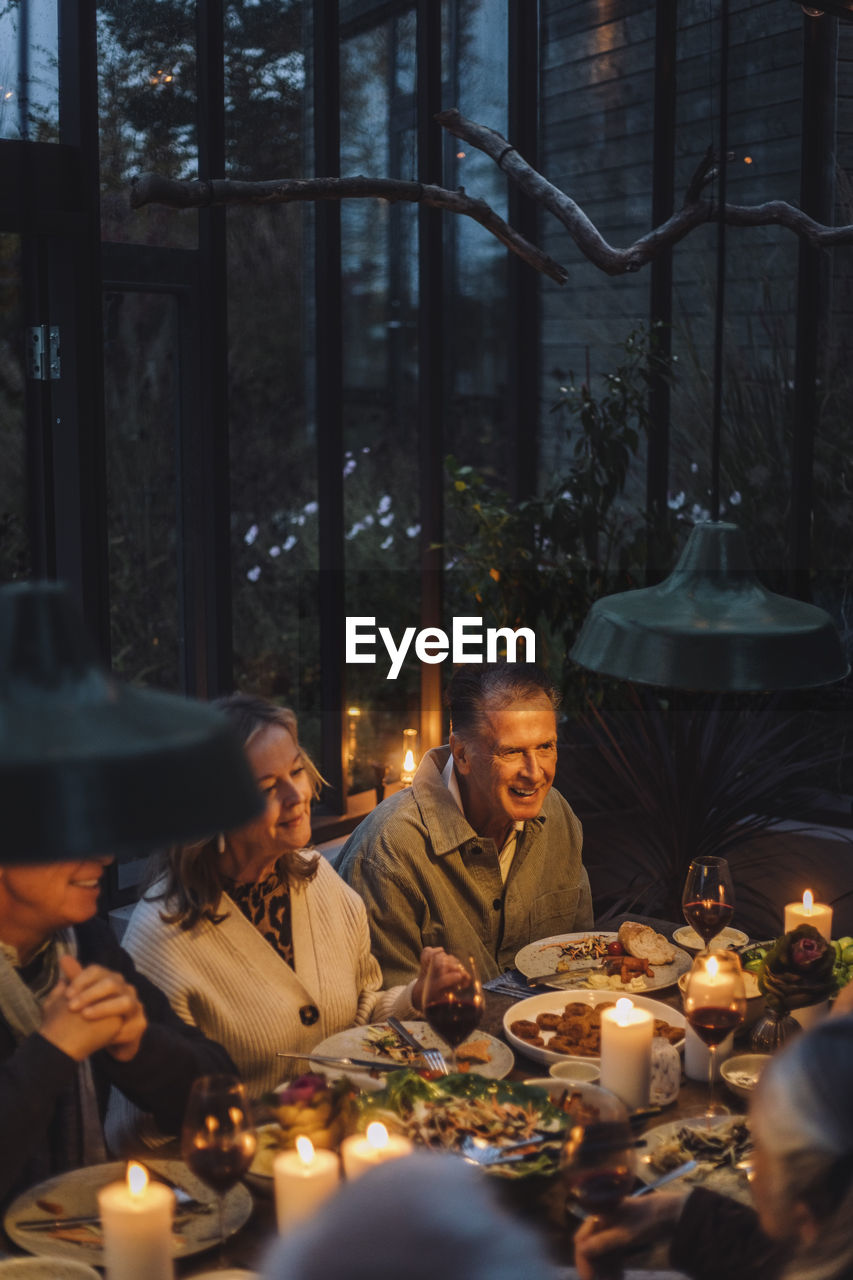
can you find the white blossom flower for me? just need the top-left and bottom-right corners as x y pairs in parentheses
(380, 535), (393, 550)
(729, 490), (742, 506)
(269, 545), (281, 557)
(303, 501), (318, 515)
(378, 495), (392, 514)
(346, 521), (365, 540)
(247, 566), (261, 582)
(379, 513), (394, 527)
(667, 491), (686, 510)
(690, 462), (698, 474)
(283, 535), (298, 551)
(244, 524), (258, 545)
(343, 458), (357, 477)
(406, 524), (421, 538)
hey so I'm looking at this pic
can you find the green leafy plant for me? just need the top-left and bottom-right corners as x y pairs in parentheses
(444, 328), (675, 713)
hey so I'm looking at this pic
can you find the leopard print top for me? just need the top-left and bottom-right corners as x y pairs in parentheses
(224, 860), (294, 966)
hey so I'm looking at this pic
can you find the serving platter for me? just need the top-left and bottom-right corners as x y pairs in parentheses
(636, 1114), (753, 1206)
(503, 990), (686, 1067)
(4, 1159), (252, 1268)
(308, 1020), (513, 1085)
(515, 932), (692, 993)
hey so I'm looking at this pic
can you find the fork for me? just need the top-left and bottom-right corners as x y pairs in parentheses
(386, 1016), (450, 1076)
(459, 1133), (559, 1166)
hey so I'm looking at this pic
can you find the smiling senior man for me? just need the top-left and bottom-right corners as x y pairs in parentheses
(337, 663), (593, 983)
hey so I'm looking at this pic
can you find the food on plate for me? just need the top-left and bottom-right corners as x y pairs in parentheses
(513, 998), (682, 1057)
(544, 935), (612, 966)
(456, 1038), (492, 1065)
(364, 1024), (492, 1071)
(360, 1070), (569, 1178)
(648, 1117), (752, 1181)
(618, 921), (676, 966)
(263, 1074), (358, 1152)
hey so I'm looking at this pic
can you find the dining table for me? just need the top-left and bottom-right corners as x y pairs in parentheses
(0, 915), (752, 1278)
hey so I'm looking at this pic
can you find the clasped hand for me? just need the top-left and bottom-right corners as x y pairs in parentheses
(40, 955), (147, 1064)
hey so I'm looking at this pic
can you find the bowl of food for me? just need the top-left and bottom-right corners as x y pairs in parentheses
(720, 1053), (771, 1099)
(521, 1078), (621, 1119)
(548, 1058), (601, 1084)
(679, 966), (765, 1028)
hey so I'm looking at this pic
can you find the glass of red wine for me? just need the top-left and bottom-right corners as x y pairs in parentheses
(561, 1096), (636, 1280)
(181, 1074), (256, 1267)
(422, 952), (484, 1073)
(681, 855), (735, 949)
(683, 950), (746, 1119)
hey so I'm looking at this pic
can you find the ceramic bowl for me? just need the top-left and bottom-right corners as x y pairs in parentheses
(547, 1058), (601, 1084)
(720, 1052), (772, 1099)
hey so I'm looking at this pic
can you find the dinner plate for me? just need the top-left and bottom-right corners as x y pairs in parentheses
(0, 1262), (101, 1279)
(515, 932), (692, 993)
(4, 1159), (253, 1268)
(503, 990), (686, 1067)
(308, 1020), (514, 1083)
(637, 1114), (753, 1206)
(673, 925), (750, 954)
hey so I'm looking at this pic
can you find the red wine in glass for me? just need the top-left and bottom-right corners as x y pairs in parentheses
(687, 1006), (743, 1047)
(682, 856), (735, 947)
(422, 953), (484, 1071)
(569, 1166), (636, 1214)
(561, 1108), (636, 1279)
(181, 1075), (256, 1266)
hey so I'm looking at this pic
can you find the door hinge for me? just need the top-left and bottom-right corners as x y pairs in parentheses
(26, 325), (61, 381)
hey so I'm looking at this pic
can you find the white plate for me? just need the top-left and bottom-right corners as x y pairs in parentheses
(308, 1020), (514, 1082)
(0, 1262), (101, 1279)
(637, 1114), (753, 1205)
(4, 1159), (252, 1268)
(515, 932), (692, 993)
(503, 990), (686, 1067)
(673, 925), (750, 954)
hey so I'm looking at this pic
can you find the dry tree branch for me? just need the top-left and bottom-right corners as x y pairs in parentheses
(436, 109), (853, 275)
(130, 172), (568, 284)
(130, 110), (853, 283)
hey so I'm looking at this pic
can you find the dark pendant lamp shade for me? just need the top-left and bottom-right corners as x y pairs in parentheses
(0, 581), (264, 864)
(570, 522), (849, 691)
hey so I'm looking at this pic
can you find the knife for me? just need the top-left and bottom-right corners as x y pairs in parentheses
(276, 1051), (405, 1072)
(17, 1209), (194, 1231)
(526, 963), (607, 988)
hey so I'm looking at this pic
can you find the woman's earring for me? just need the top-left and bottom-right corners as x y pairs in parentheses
(217, 833), (225, 854)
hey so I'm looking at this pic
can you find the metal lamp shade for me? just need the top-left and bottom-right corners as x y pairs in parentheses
(0, 581), (264, 863)
(570, 522), (849, 691)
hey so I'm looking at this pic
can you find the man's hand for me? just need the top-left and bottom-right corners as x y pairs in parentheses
(40, 956), (148, 1063)
(412, 947), (469, 1012)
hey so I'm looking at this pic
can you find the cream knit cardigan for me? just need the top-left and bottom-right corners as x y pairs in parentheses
(120, 857), (418, 1100)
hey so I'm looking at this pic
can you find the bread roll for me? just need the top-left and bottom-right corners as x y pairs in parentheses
(618, 921), (675, 965)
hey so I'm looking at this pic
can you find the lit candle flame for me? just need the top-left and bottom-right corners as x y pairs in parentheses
(615, 997), (633, 1026)
(295, 1135), (315, 1166)
(366, 1122), (389, 1150)
(803, 890), (814, 914)
(402, 749), (415, 773)
(707, 954), (719, 979)
(127, 1162), (148, 1196)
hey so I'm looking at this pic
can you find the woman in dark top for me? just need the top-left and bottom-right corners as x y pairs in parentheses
(574, 1016), (853, 1280)
(0, 855), (235, 1207)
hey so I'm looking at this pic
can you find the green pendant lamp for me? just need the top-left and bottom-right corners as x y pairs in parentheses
(571, 0), (848, 693)
(0, 581), (264, 863)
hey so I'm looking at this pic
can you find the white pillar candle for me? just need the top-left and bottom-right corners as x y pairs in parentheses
(274, 1136), (340, 1232)
(340, 1122), (413, 1180)
(784, 890), (833, 941)
(599, 998), (653, 1111)
(97, 1162), (174, 1280)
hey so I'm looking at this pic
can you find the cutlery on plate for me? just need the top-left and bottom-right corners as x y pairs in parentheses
(141, 1166), (214, 1212)
(526, 964), (607, 988)
(386, 1016), (449, 1076)
(17, 1209), (194, 1231)
(631, 1159), (697, 1196)
(459, 1133), (561, 1166)
(276, 1051), (405, 1072)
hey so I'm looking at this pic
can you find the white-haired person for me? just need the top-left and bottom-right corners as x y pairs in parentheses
(112, 694), (460, 1111)
(574, 1016), (853, 1280)
(261, 1151), (560, 1280)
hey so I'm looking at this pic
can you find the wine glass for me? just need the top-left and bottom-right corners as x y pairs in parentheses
(682, 950), (746, 1120)
(561, 1096), (636, 1280)
(421, 952), (484, 1073)
(681, 855), (735, 948)
(181, 1075), (256, 1267)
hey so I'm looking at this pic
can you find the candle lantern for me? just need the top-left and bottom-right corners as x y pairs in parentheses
(400, 728), (419, 786)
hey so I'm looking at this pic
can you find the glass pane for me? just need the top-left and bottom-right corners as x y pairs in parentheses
(226, 1), (319, 754)
(97, 0), (198, 246)
(103, 290), (180, 689)
(0, 235), (30, 579)
(0, 0), (59, 141)
(340, 13), (421, 788)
